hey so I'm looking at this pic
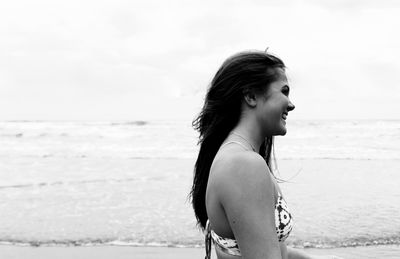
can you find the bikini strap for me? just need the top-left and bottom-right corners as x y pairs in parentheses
(220, 141), (252, 151)
(204, 220), (212, 259)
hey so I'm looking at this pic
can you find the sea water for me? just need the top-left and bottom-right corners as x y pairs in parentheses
(0, 120), (399, 253)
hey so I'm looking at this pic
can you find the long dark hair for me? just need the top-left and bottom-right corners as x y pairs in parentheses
(190, 50), (286, 229)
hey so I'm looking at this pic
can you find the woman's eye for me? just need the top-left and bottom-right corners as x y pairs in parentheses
(282, 88), (289, 96)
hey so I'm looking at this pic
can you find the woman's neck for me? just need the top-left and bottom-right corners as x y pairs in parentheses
(231, 117), (265, 152)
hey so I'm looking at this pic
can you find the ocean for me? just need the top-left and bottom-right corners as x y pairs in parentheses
(0, 120), (399, 257)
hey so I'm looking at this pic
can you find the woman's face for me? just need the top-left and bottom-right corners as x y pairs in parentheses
(256, 68), (295, 136)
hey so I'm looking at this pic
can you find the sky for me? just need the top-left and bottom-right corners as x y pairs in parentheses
(0, 0), (399, 121)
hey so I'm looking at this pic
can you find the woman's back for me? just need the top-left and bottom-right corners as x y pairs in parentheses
(206, 143), (251, 241)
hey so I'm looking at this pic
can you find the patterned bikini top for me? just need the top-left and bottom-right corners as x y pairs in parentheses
(204, 195), (293, 257)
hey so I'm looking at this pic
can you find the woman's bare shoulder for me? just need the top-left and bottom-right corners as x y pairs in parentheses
(211, 151), (273, 196)
(213, 150), (270, 175)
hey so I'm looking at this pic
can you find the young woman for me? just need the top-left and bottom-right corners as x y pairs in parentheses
(190, 50), (343, 259)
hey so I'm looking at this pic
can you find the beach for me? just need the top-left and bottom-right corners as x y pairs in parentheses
(1, 120), (399, 258)
(1, 245), (400, 259)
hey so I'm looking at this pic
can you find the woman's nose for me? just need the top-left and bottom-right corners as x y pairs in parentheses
(288, 100), (295, 112)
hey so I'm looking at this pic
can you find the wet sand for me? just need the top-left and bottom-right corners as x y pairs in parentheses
(1, 245), (400, 259)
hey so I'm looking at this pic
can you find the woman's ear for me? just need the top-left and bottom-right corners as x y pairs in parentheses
(243, 91), (257, 108)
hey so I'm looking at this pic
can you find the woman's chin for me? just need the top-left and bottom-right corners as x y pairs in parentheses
(266, 120), (288, 136)
(278, 119), (288, 135)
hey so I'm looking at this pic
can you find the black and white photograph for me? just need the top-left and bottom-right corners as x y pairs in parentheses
(0, 0), (399, 258)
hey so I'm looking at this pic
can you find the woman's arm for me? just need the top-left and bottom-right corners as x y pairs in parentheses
(286, 245), (344, 259)
(216, 152), (282, 259)
(286, 246), (312, 259)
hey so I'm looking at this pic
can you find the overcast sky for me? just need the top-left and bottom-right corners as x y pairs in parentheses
(1, 0), (399, 121)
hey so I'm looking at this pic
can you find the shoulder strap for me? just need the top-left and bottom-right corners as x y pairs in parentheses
(204, 220), (211, 259)
(220, 141), (251, 151)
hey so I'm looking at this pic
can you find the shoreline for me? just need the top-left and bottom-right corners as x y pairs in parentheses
(1, 244), (400, 259)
